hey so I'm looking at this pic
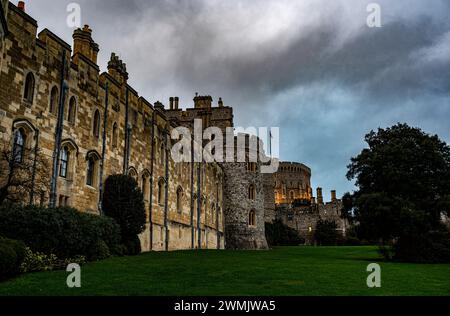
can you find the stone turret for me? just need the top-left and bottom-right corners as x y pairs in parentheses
(317, 187), (324, 205)
(194, 95), (213, 109)
(221, 134), (269, 250)
(107, 52), (128, 85)
(72, 25), (99, 65)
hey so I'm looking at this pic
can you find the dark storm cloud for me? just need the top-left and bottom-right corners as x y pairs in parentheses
(19, 0), (450, 196)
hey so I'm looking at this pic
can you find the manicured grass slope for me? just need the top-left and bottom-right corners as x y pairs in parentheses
(1, 247), (449, 296)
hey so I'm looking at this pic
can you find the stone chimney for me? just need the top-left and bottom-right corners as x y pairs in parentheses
(72, 25), (99, 65)
(17, 1), (25, 11)
(317, 187), (323, 205)
(107, 53), (128, 85)
(194, 95), (212, 109)
(218, 97), (224, 107)
(331, 190), (337, 202)
(169, 97), (174, 110)
(174, 97), (179, 110)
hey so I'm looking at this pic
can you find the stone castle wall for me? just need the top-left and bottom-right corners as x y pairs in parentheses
(0, 2), (225, 252)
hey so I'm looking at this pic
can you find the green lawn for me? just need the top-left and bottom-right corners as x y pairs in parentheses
(1, 246), (449, 296)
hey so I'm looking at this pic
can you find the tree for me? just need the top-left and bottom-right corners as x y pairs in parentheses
(315, 219), (338, 246)
(102, 175), (146, 255)
(346, 123), (450, 262)
(0, 139), (50, 205)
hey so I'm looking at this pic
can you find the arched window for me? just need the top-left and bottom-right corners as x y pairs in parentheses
(158, 178), (165, 205)
(248, 184), (256, 201)
(93, 110), (101, 138)
(128, 168), (138, 183)
(49, 86), (58, 115)
(86, 151), (100, 187)
(112, 122), (118, 148)
(67, 97), (76, 124)
(160, 144), (165, 165)
(177, 186), (184, 213)
(249, 210), (256, 227)
(13, 128), (26, 163)
(142, 173), (150, 200)
(59, 146), (70, 178)
(23, 72), (35, 103)
(86, 157), (96, 186)
(289, 191), (295, 201)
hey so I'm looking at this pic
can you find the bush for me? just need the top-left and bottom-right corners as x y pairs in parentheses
(0, 205), (121, 261)
(315, 220), (339, 246)
(265, 219), (305, 247)
(0, 237), (27, 280)
(393, 227), (450, 263)
(20, 247), (86, 273)
(123, 235), (142, 256)
(103, 175), (146, 255)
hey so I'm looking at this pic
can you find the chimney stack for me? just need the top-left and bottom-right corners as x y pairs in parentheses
(218, 97), (224, 107)
(73, 25), (100, 66)
(331, 190), (337, 202)
(18, 1), (25, 11)
(169, 97), (174, 110)
(317, 187), (323, 205)
(174, 97), (179, 110)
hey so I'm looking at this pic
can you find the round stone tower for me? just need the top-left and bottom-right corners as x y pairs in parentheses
(221, 134), (269, 250)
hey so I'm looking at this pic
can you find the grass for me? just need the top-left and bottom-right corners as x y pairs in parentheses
(0, 246), (449, 296)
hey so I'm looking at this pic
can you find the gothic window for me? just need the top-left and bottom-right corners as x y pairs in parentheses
(248, 184), (256, 201)
(112, 122), (118, 148)
(249, 210), (256, 227)
(86, 157), (96, 186)
(67, 97), (77, 124)
(49, 86), (59, 115)
(142, 173), (150, 201)
(59, 146), (70, 178)
(13, 128), (26, 163)
(158, 178), (165, 206)
(23, 72), (35, 104)
(128, 168), (138, 182)
(86, 152), (100, 187)
(93, 110), (101, 138)
(177, 186), (184, 213)
(160, 144), (165, 165)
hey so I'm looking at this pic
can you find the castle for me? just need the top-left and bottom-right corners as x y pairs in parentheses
(0, 1), (345, 251)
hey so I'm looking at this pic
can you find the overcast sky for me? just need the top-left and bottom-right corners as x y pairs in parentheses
(17, 0), (450, 199)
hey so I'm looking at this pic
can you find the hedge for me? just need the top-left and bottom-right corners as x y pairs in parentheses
(0, 205), (121, 261)
(0, 237), (27, 280)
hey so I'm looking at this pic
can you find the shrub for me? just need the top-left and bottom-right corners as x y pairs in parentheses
(0, 237), (27, 280)
(315, 220), (339, 246)
(20, 247), (86, 273)
(393, 227), (450, 263)
(265, 219), (305, 247)
(103, 175), (146, 255)
(123, 235), (142, 256)
(0, 205), (121, 261)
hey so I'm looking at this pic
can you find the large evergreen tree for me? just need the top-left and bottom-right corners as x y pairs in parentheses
(102, 175), (146, 255)
(345, 123), (450, 262)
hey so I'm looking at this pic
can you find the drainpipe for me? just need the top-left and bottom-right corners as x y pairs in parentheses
(197, 163), (202, 249)
(216, 177), (220, 249)
(123, 88), (130, 174)
(190, 137), (195, 249)
(98, 82), (109, 215)
(29, 129), (40, 205)
(49, 51), (67, 208)
(148, 111), (155, 250)
(164, 128), (170, 251)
